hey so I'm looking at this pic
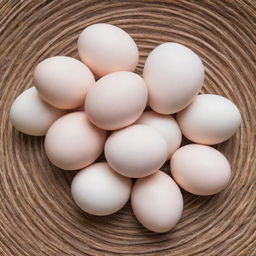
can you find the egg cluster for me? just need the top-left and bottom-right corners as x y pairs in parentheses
(10, 23), (241, 233)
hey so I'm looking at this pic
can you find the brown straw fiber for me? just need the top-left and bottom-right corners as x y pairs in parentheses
(0, 0), (256, 255)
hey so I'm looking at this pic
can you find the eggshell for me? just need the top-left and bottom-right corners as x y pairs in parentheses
(170, 144), (231, 195)
(45, 112), (106, 170)
(34, 56), (95, 109)
(131, 171), (183, 233)
(10, 87), (66, 136)
(143, 42), (204, 114)
(176, 94), (241, 145)
(78, 23), (139, 77)
(71, 162), (132, 216)
(85, 71), (148, 130)
(105, 124), (168, 178)
(135, 111), (182, 159)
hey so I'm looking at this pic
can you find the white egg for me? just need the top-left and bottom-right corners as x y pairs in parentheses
(105, 124), (168, 178)
(71, 162), (132, 216)
(10, 87), (66, 136)
(135, 111), (182, 159)
(131, 171), (183, 233)
(78, 23), (139, 77)
(177, 94), (241, 145)
(143, 42), (204, 114)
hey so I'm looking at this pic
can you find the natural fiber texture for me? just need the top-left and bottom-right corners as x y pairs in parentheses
(0, 0), (255, 255)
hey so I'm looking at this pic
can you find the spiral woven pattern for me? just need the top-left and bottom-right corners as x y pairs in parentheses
(0, 0), (255, 255)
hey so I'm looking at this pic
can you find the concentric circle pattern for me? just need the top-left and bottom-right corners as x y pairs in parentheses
(0, 1), (255, 255)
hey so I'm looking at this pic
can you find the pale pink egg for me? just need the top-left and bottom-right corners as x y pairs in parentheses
(143, 43), (204, 114)
(135, 111), (182, 159)
(34, 56), (95, 109)
(10, 87), (66, 136)
(78, 23), (139, 77)
(170, 144), (231, 195)
(85, 71), (148, 130)
(45, 112), (106, 170)
(131, 171), (183, 233)
(177, 94), (241, 145)
(105, 124), (168, 178)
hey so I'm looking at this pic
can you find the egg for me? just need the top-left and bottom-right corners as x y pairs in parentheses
(143, 42), (204, 114)
(45, 112), (106, 170)
(135, 111), (182, 159)
(170, 144), (231, 195)
(85, 71), (148, 130)
(105, 124), (168, 178)
(34, 56), (95, 109)
(71, 162), (132, 216)
(177, 94), (241, 145)
(131, 171), (183, 233)
(10, 87), (66, 136)
(78, 23), (139, 77)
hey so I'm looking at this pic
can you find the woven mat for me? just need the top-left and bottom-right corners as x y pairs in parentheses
(0, 1), (255, 255)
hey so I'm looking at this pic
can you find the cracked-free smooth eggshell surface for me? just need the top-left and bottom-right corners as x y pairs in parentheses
(131, 171), (183, 233)
(135, 111), (182, 159)
(45, 112), (106, 170)
(177, 94), (241, 145)
(85, 71), (148, 130)
(143, 43), (204, 114)
(34, 56), (95, 109)
(10, 87), (66, 136)
(71, 162), (132, 216)
(170, 144), (231, 195)
(78, 23), (139, 77)
(105, 124), (168, 178)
